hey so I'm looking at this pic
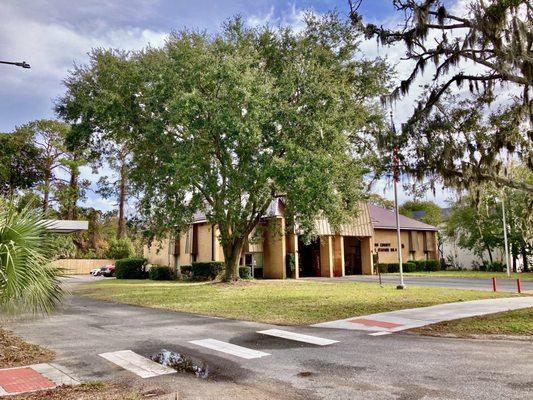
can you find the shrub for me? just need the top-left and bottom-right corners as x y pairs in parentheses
(149, 265), (173, 280)
(191, 261), (224, 281)
(239, 266), (252, 279)
(411, 260), (426, 271)
(386, 263), (399, 273)
(424, 260), (440, 271)
(115, 257), (147, 279)
(106, 237), (135, 259)
(180, 265), (192, 278)
(375, 263), (388, 273)
(483, 262), (505, 272)
(403, 262), (417, 272)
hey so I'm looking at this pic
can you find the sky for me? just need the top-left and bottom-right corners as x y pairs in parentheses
(0, 0), (459, 212)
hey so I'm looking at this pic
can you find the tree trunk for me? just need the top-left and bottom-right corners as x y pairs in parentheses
(117, 158), (127, 239)
(43, 172), (50, 215)
(67, 166), (79, 220)
(223, 239), (244, 282)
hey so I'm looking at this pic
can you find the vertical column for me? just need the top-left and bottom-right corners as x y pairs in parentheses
(332, 235), (345, 277)
(361, 236), (374, 275)
(320, 235), (334, 277)
(263, 218), (287, 279)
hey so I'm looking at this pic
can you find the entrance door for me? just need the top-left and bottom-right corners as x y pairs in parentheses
(344, 237), (362, 275)
(298, 238), (321, 277)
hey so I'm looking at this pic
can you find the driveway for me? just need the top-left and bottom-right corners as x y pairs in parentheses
(304, 275), (532, 292)
(5, 294), (533, 400)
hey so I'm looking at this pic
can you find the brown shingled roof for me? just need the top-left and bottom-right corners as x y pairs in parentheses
(368, 204), (438, 231)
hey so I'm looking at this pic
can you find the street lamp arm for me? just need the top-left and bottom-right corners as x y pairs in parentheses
(0, 60), (31, 68)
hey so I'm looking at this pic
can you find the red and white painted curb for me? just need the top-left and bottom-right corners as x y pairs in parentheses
(0, 363), (79, 396)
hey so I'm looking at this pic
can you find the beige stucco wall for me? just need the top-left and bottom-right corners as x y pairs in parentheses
(263, 217), (286, 279)
(144, 238), (174, 267)
(373, 229), (438, 264)
(51, 258), (115, 275)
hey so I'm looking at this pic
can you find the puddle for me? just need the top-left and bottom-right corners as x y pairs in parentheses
(151, 349), (208, 379)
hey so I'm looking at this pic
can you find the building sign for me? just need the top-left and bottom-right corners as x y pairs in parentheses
(375, 243), (397, 253)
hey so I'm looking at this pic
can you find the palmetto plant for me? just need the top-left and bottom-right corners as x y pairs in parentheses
(0, 199), (63, 314)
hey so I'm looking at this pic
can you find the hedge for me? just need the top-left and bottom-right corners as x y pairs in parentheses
(479, 262), (505, 272)
(180, 265), (192, 278)
(424, 259), (440, 271)
(239, 266), (252, 279)
(191, 261), (225, 281)
(149, 265), (173, 280)
(115, 257), (147, 279)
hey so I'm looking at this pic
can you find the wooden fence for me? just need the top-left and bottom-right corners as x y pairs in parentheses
(51, 259), (115, 275)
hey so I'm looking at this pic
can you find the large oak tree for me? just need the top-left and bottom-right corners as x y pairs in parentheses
(58, 15), (390, 280)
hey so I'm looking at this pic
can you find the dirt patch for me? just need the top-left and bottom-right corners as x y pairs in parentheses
(8, 382), (161, 400)
(0, 328), (55, 368)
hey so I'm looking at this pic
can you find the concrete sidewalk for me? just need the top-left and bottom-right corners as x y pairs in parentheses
(312, 296), (533, 333)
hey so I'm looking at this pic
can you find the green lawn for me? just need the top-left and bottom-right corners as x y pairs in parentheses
(75, 279), (514, 325)
(384, 271), (533, 281)
(412, 307), (533, 337)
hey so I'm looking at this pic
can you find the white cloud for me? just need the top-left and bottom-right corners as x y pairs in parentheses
(0, 1), (167, 129)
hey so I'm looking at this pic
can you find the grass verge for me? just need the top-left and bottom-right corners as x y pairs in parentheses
(0, 328), (54, 368)
(411, 307), (533, 338)
(74, 279), (514, 325)
(384, 271), (533, 281)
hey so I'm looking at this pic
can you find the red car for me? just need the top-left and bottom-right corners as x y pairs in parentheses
(100, 265), (115, 277)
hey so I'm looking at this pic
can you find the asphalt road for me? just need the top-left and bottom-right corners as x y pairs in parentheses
(5, 293), (532, 400)
(304, 275), (532, 292)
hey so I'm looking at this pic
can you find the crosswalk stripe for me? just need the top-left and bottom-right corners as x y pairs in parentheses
(257, 329), (339, 346)
(189, 339), (270, 359)
(99, 350), (176, 378)
(368, 331), (392, 336)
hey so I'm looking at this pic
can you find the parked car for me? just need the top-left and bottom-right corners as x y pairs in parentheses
(90, 268), (102, 276)
(100, 265), (115, 277)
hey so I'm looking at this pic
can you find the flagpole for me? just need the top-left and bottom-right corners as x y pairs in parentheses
(390, 111), (405, 289)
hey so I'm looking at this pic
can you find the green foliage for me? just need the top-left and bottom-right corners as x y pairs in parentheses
(0, 198), (63, 314)
(402, 262), (418, 273)
(286, 253), (296, 276)
(423, 260), (440, 272)
(48, 234), (77, 259)
(479, 262), (506, 272)
(106, 237), (135, 259)
(115, 257), (146, 279)
(355, 1), (532, 194)
(59, 15), (389, 281)
(179, 265), (192, 278)
(0, 131), (44, 195)
(399, 201), (441, 226)
(148, 265), (174, 281)
(239, 266), (252, 279)
(367, 193), (394, 210)
(191, 262), (225, 281)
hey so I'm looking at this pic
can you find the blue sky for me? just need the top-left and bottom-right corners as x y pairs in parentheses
(0, 0), (456, 211)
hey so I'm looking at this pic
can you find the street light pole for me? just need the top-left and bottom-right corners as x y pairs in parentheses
(0, 60), (31, 69)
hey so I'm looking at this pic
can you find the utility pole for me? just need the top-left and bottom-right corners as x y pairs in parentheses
(501, 192), (511, 277)
(390, 111), (405, 289)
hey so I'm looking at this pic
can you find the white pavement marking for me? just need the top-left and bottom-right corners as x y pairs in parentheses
(31, 363), (80, 386)
(189, 339), (271, 359)
(99, 350), (176, 378)
(368, 331), (392, 336)
(258, 329), (339, 346)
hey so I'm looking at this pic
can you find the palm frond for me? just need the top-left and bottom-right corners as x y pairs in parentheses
(0, 199), (63, 314)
